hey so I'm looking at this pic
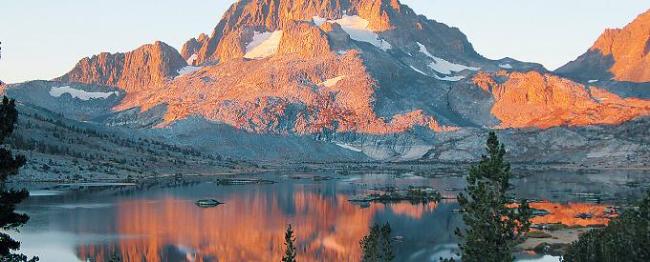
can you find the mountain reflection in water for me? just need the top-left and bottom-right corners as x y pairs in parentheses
(75, 194), (440, 262)
(13, 170), (650, 262)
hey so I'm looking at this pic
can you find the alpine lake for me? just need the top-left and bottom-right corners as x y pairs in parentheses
(11, 168), (650, 262)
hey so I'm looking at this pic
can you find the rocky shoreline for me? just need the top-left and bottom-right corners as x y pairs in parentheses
(10, 161), (650, 184)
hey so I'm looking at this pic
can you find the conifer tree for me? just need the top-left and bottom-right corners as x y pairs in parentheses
(281, 224), (296, 262)
(451, 132), (532, 262)
(562, 190), (650, 262)
(0, 97), (37, 262)
(360, 223), (394, 262)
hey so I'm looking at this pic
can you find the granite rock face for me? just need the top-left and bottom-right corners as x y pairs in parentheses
(180, 33), (209, 65)
(185, 0), (484, 65)
(470, 71), (650, 128)
(56, 41), (187, 92)
(557, 9), (650, 83)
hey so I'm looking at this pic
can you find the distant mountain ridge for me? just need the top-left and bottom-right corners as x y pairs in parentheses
(557, 9), (650, 83)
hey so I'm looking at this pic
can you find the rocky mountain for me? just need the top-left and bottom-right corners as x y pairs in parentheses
(4, 0), (650, 166)
(1, 80), (371, 162)
(469, 71), (650, 129)
(55, 41), (187, 92)
(556, 9), (650, 83)
(184, 0), (486, 66)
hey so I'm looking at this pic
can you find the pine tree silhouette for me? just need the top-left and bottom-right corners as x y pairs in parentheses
(360, 223), (394, 262)
(281, 224), (297, 262)
(0, 97), (38, 262)
(447, 132), (532, 262)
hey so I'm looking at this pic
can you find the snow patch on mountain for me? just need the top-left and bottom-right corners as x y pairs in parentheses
(499, 63), (513, 69)
(319, 76), (346, 87)
(428, 57), (479, 76)
(434, 74), (465, 82)
(409, 66), (428, 76)
(410, 65), (463, 81)
(49, 86), (118, 100)
(416, 42), (479, 75)
(177, 66), (202, 77)
(186, 53), (198, 65)
(244, 31), (283, 59)
(312, 16), (327, 26)
(334, 142), (362, 152)
(416, 42), (435, 58)
(313, 15), (392, 51)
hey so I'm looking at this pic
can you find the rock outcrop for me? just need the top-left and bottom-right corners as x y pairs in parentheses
(56, 41), (187, 92)
(473, 71), (650, 128)
(557, 9), (650, 83)
(180, 33), (209, 65)
(278, 21), (332, 58)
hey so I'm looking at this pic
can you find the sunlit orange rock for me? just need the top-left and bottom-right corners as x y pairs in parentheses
(278, 21), (332, 58)
(180, 33), (209, 65)
(558, 9), (650, 83)
(116, 51), (453, 135)
(591, 10), (650, 82)
(191, 0), (408, 64)
(56, 41), (187, 92)
(473, 71), (650, 129)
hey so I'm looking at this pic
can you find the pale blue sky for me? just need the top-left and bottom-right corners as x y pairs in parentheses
(0, 0), (647, 83)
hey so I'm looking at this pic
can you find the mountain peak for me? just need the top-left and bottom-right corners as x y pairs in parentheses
(182, 0), (481, 65)
(591, 9), (650, 56)
(56, 41), (187, 92)
(557, 8), (650, 83)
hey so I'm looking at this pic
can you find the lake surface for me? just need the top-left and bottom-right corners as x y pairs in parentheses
(12, 170), (650, 262)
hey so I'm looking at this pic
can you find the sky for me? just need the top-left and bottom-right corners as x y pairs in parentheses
(0, 0), (647, 84)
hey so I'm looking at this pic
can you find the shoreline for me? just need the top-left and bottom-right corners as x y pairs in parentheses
(10, 162), (650, 184)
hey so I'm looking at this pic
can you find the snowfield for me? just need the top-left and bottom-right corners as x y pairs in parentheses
(409, 66), (428, 76)
(334, 142), (363, 152)
(177, 66), (202, 77)
(313, 15), (392, 51)
(186, 53), (198, 65)
(434, 74), (465, 81)
(244, 31), (284, 59)
(499, 63), (513, 69)
(416, 42), (479, 74)
(49, 86), (119, 100)
(410, 65), (465, 81)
